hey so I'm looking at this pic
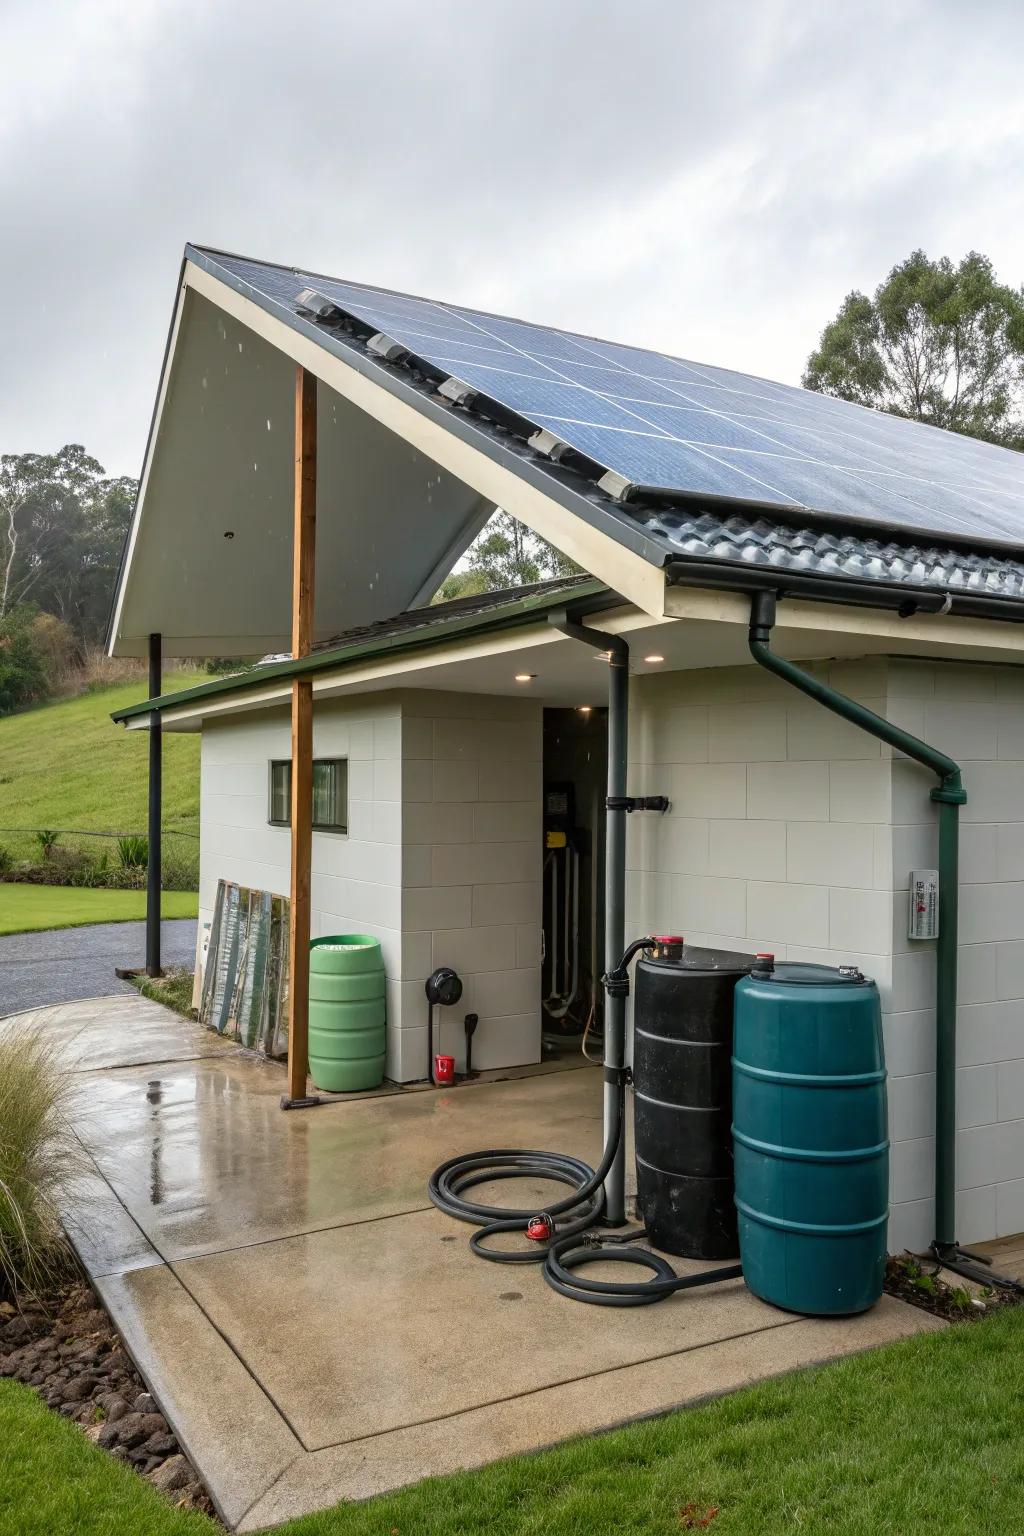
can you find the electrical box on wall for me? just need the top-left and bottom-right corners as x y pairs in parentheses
(909, 870), (939, 940)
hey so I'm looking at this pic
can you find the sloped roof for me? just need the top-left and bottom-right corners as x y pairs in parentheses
(198, 248), (1024, 580)
(108, 245), (1024, 659)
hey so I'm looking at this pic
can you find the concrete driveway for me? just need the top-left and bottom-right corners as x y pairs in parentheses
(3, 994), (942, 1530)
(0, 917), (197, 1015)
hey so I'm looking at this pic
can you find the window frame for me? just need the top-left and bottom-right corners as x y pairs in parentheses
(268, 757), (348, 834)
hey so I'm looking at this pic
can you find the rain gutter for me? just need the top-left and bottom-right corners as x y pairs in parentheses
(665, 557), (1024, 625)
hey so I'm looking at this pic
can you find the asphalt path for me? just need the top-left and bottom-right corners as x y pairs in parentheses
(0, 918), (198, 1016)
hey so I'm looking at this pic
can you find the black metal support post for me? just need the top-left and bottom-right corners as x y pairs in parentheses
(550, 611), (630, 1225)
(146, 632), (162, 978)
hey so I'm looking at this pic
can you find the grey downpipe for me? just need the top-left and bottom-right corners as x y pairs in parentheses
(746, 591), (993, 1279)
(550, 611), (630, 1225)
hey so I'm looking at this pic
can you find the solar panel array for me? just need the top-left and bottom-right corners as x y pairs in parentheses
(208, 251), (1024, 550)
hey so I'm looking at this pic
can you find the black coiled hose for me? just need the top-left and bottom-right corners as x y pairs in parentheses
(427, 1080), (626, 1262)
(544, 1230), (742, 1306)
(427, 1077), (743, 1306)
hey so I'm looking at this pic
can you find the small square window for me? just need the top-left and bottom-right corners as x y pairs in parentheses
(268, 761), (291, 826)
(268, 758), (348, 833)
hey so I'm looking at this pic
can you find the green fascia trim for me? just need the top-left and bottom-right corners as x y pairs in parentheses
(111, 580), (612, 724)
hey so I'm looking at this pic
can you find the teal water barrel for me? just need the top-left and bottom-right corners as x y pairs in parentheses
(732, 960), (888, 1315)
(308, 935), (386, 1092)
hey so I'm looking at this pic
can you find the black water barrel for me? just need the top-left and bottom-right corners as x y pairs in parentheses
(633, 939), (753, 1260)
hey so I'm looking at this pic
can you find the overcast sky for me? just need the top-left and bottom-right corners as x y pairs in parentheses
(2, 0), (1023, 479)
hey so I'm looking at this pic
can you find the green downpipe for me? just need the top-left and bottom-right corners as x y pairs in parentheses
(747, 591), (966, 1252)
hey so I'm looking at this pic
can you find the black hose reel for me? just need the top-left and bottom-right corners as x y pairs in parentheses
(425, 967), (463, 1084)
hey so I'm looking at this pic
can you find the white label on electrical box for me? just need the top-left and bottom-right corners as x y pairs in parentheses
(909, 869), (939, 940)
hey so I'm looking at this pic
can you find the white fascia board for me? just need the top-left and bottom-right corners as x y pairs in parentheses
(182, 262), (668, 619)
(665, 584), (1024, 657)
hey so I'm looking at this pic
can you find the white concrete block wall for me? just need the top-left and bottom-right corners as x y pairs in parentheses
(199, 688), (543, 1084)
(398, 690), (543, 1080)
(626, 658), (895, 989)
(627, 654), (1024, 1249)
(884, 660), (1024, 1250)
(198, 696), (405, 1060)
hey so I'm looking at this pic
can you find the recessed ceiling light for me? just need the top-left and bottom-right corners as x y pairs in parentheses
(644, 654), (665, 664)
(514, 673), (536, 683)
(577, 705), (592, 715)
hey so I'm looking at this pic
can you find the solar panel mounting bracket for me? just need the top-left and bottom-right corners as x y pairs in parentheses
(295, 287), (345, 325)
(528, 428), (571, 462)
(366, 332), (410, 363)
(597, 469), (634, 502)
(437, 376), (477, 407)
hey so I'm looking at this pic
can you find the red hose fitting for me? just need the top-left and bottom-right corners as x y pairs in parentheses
(525, 1213), (554, 1242)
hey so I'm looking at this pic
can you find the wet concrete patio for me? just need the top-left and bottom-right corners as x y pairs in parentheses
(5, 995), (942, 1530)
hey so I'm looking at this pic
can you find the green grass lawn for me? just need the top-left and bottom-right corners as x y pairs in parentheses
(0, 671), (205, 863)
(2, 1309), (1022, 1536)
(0, 886), (198, 936)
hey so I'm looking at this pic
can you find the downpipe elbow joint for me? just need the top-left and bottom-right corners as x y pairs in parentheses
(931, 776), (967, 807)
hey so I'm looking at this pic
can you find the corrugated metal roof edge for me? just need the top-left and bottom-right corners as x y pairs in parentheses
(110, 577), (613, 723)
(646, 508), (1024, 610)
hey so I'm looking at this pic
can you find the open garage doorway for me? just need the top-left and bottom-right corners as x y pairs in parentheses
(542, 706), (608, 1057)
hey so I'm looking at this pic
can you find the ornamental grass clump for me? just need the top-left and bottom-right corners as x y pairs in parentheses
(0, 1026), (85, 1300)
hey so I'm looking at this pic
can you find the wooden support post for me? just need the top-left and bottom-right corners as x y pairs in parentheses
(145, 632), (162, 978)
(285, 366), (318, 1108)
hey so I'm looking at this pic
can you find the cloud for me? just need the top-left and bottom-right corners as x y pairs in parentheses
(2, 0), (1022, 475)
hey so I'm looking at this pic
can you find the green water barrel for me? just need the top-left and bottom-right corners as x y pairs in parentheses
(732, 960), (888, 1315)
(308, 935), (386, 1092)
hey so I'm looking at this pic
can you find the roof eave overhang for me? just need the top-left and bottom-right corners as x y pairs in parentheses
(182, 248), (669, 609)
(111, 579), (615, 725)
(106, 249), (671, 658)
(105, 255), (190, 654)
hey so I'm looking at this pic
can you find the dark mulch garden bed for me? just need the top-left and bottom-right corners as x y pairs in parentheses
(0, 1276), (216, 1518)
(885, 1251), (1024, 1322)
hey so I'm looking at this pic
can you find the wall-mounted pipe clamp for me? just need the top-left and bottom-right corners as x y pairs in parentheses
(606, 795), (670, 813)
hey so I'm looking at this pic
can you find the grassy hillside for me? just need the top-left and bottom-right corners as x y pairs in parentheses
(0, 672), (206, 864)
(0, 885), (198, 936)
